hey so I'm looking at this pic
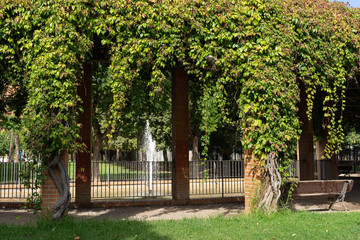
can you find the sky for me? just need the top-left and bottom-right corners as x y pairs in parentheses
(329, 0), (360, 8)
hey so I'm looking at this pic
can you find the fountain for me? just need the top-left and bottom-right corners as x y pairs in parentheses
(143, 120), (157, 194)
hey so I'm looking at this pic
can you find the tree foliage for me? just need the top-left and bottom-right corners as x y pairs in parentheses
(0, 131), (10, 157)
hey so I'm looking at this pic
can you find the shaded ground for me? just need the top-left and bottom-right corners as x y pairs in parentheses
(0, 177), (358, 225)
(0, 203), (244, 225)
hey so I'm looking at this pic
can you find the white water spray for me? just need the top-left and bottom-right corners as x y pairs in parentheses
(144, 120), (156, 194)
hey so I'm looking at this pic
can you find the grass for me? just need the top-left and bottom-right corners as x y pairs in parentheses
(68, 162), (172, 181)
(68, 162), (166, 181)
(0, 210), (359, 240)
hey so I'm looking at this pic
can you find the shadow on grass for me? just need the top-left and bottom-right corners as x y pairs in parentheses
(0, 215), (172, 240)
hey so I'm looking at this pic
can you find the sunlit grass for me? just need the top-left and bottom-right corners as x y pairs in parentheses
(1, 210), (359, 240)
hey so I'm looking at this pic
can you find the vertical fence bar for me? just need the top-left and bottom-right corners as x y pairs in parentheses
(221, 161), (224, 197)
(135, 161), (138, 198)
(7, 162), (10, 198)
(121, 161), (123, 198)
(0, 163), (3, 198)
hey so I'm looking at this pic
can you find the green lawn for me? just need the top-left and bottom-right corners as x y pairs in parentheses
(68, 162), (146, 180)
(1, 211), (359, 240)
(68, 162), (171, 181)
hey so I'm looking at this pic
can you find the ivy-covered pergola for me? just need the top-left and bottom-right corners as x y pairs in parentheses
(1, 0), (360, 219)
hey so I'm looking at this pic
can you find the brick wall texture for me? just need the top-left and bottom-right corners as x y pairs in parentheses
(244, 150), (262, 213)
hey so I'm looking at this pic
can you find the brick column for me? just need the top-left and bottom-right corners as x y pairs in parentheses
(75, 63), (92, 207)
(244, 150), (262, 213)
(297, 81), (315, 180)
(171, 67), (190, 202)
(41, 153), (68, 215)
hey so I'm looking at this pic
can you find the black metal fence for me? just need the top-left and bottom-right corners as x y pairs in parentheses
(71, 160), (245, 200)
(190, 160), (244, 198)
(1, 160), (245, 201)
(0, 162), (39, 199)
(338, 146), (360, 174)
(2, 152), (358, 202)
(87, 161), (172, 200)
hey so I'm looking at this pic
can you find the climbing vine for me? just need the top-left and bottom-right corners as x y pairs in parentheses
(286, 0), (360, 158)
(1, 0), (360, 217)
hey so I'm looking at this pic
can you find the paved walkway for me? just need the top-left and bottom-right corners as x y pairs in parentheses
(0, 203), (244, 225)
(0, 177), (358, 225)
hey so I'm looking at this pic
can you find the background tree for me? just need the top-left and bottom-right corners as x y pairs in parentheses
(0, 131), (10, 158)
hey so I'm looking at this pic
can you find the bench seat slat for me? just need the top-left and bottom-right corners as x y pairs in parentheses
(291, 180), (354, 195)
(292, 193), (340, 199)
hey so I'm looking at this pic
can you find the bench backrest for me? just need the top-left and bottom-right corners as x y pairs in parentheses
(291, 180), (354, 195)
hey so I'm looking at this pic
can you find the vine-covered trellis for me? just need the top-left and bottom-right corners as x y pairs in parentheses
(1, 0), (360, 218)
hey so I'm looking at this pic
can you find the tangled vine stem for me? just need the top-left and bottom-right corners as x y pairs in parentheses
(47, 153), (71, 220)
(258, 153), (282, 213)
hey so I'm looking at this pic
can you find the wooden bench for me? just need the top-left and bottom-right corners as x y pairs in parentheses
(285, 180), (354, 211)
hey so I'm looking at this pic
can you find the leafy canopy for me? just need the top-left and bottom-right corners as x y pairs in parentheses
(0, 0), (359, 175)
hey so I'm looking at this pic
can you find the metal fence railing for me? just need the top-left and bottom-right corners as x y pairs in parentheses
(0, 162), (39, 200)
(70, 160), (244, 200)
(88, 161), (172, 200)
(1, 160), (245, 202)
(190, 160), (244, 198)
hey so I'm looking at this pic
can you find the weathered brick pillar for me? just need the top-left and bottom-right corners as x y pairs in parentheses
(75, 63), (92, 207)
(171, 67), (190, 202)
(297, 81), (315, 180)
(41, 153), (68, 215)
(244, 150), (262, 213)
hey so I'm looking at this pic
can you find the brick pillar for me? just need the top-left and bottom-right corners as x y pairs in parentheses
(41, 153), (68, 215)
(75, 63), (92, 207)
(297, 81), (315, 180)
(244, 150), (262, 213)
(171, 67), (190, 202)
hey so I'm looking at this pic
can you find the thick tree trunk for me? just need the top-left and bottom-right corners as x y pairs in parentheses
(8, 132), (14, 163)
(92, 136), (102, 182)
(192, 135), (199, 161)
(137, 151), (142, 162)
(116, 149), (120, 161)
(190, 126), (200, 178)
(15, 134), (20, 163)
(163, 150), (168, 162)
(92, 122), (110, 183)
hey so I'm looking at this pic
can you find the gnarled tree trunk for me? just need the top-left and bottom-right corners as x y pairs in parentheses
(257, 153), (282, 213)
(47, 152), (71, 220)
